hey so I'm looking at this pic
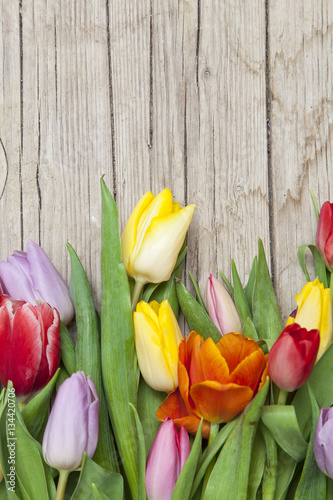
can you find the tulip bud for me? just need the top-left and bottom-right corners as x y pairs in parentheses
(134, 300), (182, 392)
(121, 189), (195, 284)
(268, 323), (320, 392)
(146, 418), (191, 500)
(0, 295), (61, 402)
(316, 201), (333, 272)
(0, 240), (74, 325)
(286, 279), (332, 360)
(42, 371), (99, 471)
(314, 407), (333, 479)
(206, 274), (242, 336)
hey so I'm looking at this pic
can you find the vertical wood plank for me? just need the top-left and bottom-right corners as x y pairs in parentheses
(270, 0), (333, 319)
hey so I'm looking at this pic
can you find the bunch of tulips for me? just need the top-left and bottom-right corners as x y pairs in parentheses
(1, 181), (333, 499)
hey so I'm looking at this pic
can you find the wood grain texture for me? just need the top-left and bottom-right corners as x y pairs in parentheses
(0, 0), (332, 324)
(269, 0), (333, 318)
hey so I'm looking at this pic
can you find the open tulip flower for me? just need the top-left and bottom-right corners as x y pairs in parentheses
(145, 417), (191, 500)
(0, 294), (61, 402)
(316, 201), (333, 272)
(134, 299), (182, 392)
(268, 323), (320, 392)
(157, 331), (268, 439)
(286, 278), (332, 360)
(0, 239), (74, 325)
(121, 189), (195, 285)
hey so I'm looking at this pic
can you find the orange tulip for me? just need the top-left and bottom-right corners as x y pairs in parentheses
(157, 331), (268, 439)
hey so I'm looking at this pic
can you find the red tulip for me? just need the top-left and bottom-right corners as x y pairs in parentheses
(316, 201), (333, 272)
(0, 294), (61, 402)
(268, 323), (320, 392)
(157, 331), (268, 439)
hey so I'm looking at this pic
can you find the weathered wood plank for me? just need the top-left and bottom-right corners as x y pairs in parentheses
(269, 0), (333, 319)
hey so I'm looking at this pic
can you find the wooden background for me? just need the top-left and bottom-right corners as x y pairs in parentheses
(0, 0), (332, 324)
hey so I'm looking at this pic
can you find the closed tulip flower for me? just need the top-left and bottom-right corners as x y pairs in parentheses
(157, 331), (268, 439)
(314, 407), (333, 479)
(268, 323), (320, 392)
(146, 417), (191, 500)
(0, 295), (60, 402)
(42, 371), (99, 472)
(121, 189), (195, 285)
(0, 240), (74, 325)
(207, 274), (242, 335)
(286, 279), (332, 360)
(316, 201), (333, 272)
(134, 300), (182, 392)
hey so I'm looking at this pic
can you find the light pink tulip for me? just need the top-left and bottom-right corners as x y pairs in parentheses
(146, 418), (191, 500)
(206, 274), (242, 335)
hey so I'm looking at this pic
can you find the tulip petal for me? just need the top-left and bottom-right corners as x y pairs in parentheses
(132, 204), (195, 283)
(190, 380), (253, 423)
(121, 191), (154, 275)
(86, 376), (100, 458)
(26, 240), (74, 325)
(216, 332), (258, 374)
(4, 304), (42, 398)
(156, 390), (210, 439)
(179, 426), (191, 471)
(314, 416), (333, 477)
(295, 285), (322, 331)
(229, 350), (267, 392)
(199, 337), (230, 383)
(134, 311), (177, 392)
(318, 289), (333, 358)
(268, 334), (307, 391)
(0, 260), (38, 305)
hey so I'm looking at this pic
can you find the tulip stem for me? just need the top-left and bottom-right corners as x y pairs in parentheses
(277, 389), (288, 405)
(201, 424), (220, 497)
(55, 471), (70, 500)
(131, 279), (145, 313)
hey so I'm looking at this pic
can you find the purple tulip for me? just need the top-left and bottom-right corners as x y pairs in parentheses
(206, 274), (242, 335)
(0, 240), (74, 324)
(314, 407), (333, 478)
(146, 418), (191, 500)
(42, 371), (99, 471)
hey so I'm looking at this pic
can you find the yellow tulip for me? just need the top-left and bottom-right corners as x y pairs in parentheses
(133, 300), (182, 392)
(286, 279), (333, 360)
(121, 189), (195, 284)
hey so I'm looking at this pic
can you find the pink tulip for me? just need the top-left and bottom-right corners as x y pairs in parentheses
(146, 418), (191, 500)
(0, 295), (61, 401)
(0, 240), (74, 324)
(316, 201), (333, 272)
(206, 274), (242, 335)
(268, 323), (320, 392)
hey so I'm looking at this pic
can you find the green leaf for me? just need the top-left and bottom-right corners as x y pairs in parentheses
(242, 317), (259, 342)
(273, 448), (297, 500)
(310, 190), (319, 221)
(231, 260), (251, 327)
(59, 322), (76, 375)
(67, 243), (117, 473)
(218, 270), (234, 297)
(176, 279), (221, 342)
(22, 368), (60, 442)
(293, 342), (333, 437)
(294, 385), (326, 499)
(172, 420), (203, 500)
(71, 454), (123, 500)
(261, 423), (278, 498)
(252, 239), (282, 340)
(261, 405), (308, 462)
(297, 244), (328, 287)
(247, 425), (266, 500)
(129, 404), (146, 500)
(149, 270), (179, 318)
(92, 483), (113, 500)
(202, 379), (269, 499)
(0, 383), (55, 500)
(191, 419), (237, 497)
(189, 272), (207, 311)
(100, 178), (138, 498)
(137, 377), (165, 458)
(245, 256), (257, 314)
